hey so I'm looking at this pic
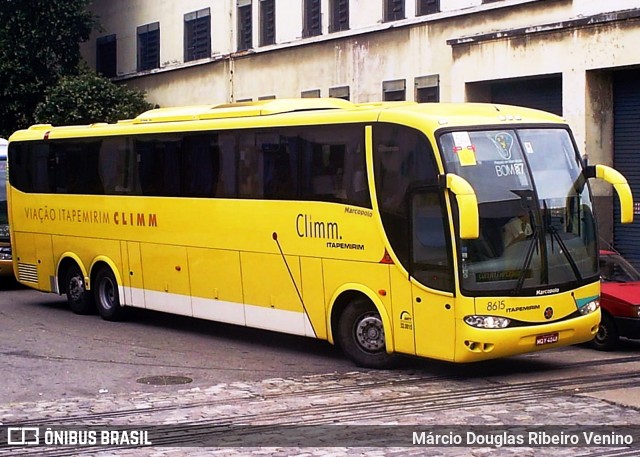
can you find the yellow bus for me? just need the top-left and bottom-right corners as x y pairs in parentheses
(7, 99), (633, 367)
(0, 138), (12, 277)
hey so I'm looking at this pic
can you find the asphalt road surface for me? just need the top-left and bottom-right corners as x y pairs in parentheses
(2, 280), (640, 456)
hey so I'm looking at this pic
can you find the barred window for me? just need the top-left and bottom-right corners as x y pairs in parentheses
(96, 34), (117, 77)
(303, 0), (322, 37)
(384, 0), (404, 22)
(137, 22), (160, 71)
(237, 1), (253, 51)
(416, 0), (439, 16)
(184, 8), (211, 61)
(383, 79), (406, 102)
(329, 0), (349, 32)
(260, 0), (275, 46)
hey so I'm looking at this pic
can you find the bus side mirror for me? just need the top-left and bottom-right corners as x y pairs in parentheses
(586, 164), (634, 224)
(445, 173), (479, 239)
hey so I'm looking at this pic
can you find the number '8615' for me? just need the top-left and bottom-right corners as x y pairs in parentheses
(486, 300), (505, 311)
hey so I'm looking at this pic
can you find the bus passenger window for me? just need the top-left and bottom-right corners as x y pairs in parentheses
(100, 137), (137, 195)
(296, 125), (370, 207)
(183, 134), (220, 198)
(215, 134), (237, 198)
(238, 133), (262, 198)
(137, 136), (182, 197)
(263, 142), (296, 199)
(49, 141), (102, 195)
(31, 144), (54, 193)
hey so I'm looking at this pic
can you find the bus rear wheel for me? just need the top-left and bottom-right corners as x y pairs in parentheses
(337, 299), (396, 369)
(65, 264), (95, 315)
(94, 267), (127, 321)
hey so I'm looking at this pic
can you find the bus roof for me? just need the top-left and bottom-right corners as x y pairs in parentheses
(8, 99), (566, 142)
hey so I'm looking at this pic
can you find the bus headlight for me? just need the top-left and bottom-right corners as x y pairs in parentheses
(579, 299), (599, 316)
(0, 246), (11, 261)
(464, 315), (511, 329)
(632, 305), (640, 318)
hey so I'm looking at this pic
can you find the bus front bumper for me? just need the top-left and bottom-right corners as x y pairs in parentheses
(452, 310), (600, 363)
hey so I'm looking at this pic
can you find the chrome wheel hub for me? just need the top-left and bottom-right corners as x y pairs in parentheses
(355, 313), (385, 352)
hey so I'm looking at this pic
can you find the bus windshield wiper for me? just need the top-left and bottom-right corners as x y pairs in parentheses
(515, 222), (538, 294)
(545, 223), (583, 282)
(541, 200), (582, 283)
(510, 190), (539, 294)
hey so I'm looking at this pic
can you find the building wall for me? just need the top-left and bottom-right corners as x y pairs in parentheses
(83, 0), (640, 245)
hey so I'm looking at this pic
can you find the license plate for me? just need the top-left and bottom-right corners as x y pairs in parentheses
(535, 332), (559, 346)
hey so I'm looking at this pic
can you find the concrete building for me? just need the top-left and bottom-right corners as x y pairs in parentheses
(82, 0), (640, 264)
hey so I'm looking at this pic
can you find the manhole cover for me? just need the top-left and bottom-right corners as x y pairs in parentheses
(136, 375), (193, 386)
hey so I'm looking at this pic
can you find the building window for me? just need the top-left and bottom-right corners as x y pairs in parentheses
(384, 0), (405, 22)
(303, 0), (322, 37)
(96, 34), (117, 78)
(238, 0), (253, 51)
(137, 22), (160, 71)
(383, 79), (406, 101)
(329, 86), (350, 100)
(301, 89), (321, 98)
(416, 0), (439, 16)
(415, 74), (439, 102)
(329, 0), (349, 32)
(184, 8), (211, 62)
(260, 0), (275, 46)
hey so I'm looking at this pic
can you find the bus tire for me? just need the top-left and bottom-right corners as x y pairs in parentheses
(336, 298), (396, 369)
(94, 266), (127, 321)
(589, 312), (619, 351)
(65, 264), (95, 315)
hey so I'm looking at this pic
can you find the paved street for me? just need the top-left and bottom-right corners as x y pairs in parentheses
(1, 284), (640, 456)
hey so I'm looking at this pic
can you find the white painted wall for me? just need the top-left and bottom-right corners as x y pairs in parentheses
(84, 0), (640, 154)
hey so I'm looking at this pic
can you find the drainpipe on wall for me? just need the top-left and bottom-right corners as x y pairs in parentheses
(229, 57), (235, 103)
(228, 4), (235, 102)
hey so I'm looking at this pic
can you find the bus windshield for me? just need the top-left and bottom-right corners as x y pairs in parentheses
(439, 128), (598, 295)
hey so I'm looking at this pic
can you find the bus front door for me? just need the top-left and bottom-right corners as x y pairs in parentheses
(409, 189), (456, 361)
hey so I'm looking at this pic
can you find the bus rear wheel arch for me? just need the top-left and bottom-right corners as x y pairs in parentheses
(93, 265), (127, 321)
(335, 296), (396, 369)
(60, 260), (95, 315)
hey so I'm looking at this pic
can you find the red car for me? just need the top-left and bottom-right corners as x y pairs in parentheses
(591, 250), (640, 350)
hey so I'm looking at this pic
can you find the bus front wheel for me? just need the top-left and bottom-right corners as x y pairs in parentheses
(64, 264), (95, 315)
(94, 267), (127, 321)
(337, 299), (396, 369)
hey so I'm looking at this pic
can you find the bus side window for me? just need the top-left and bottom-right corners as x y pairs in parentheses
(297, 125), (370, 207)
(33, 143), (54, 193)
(216, 134), (237, 198)
(263, 142), (296, 200)
(137, 136), (181, 197)
(57, 141), (103, 194)
(238, 132), (262, 198)
(100, 137), (137, 195)
(311, 144), (342, 201)
(183, 134), (220, 198)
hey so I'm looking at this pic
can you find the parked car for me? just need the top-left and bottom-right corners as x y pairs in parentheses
(591, 250), (640, 350)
